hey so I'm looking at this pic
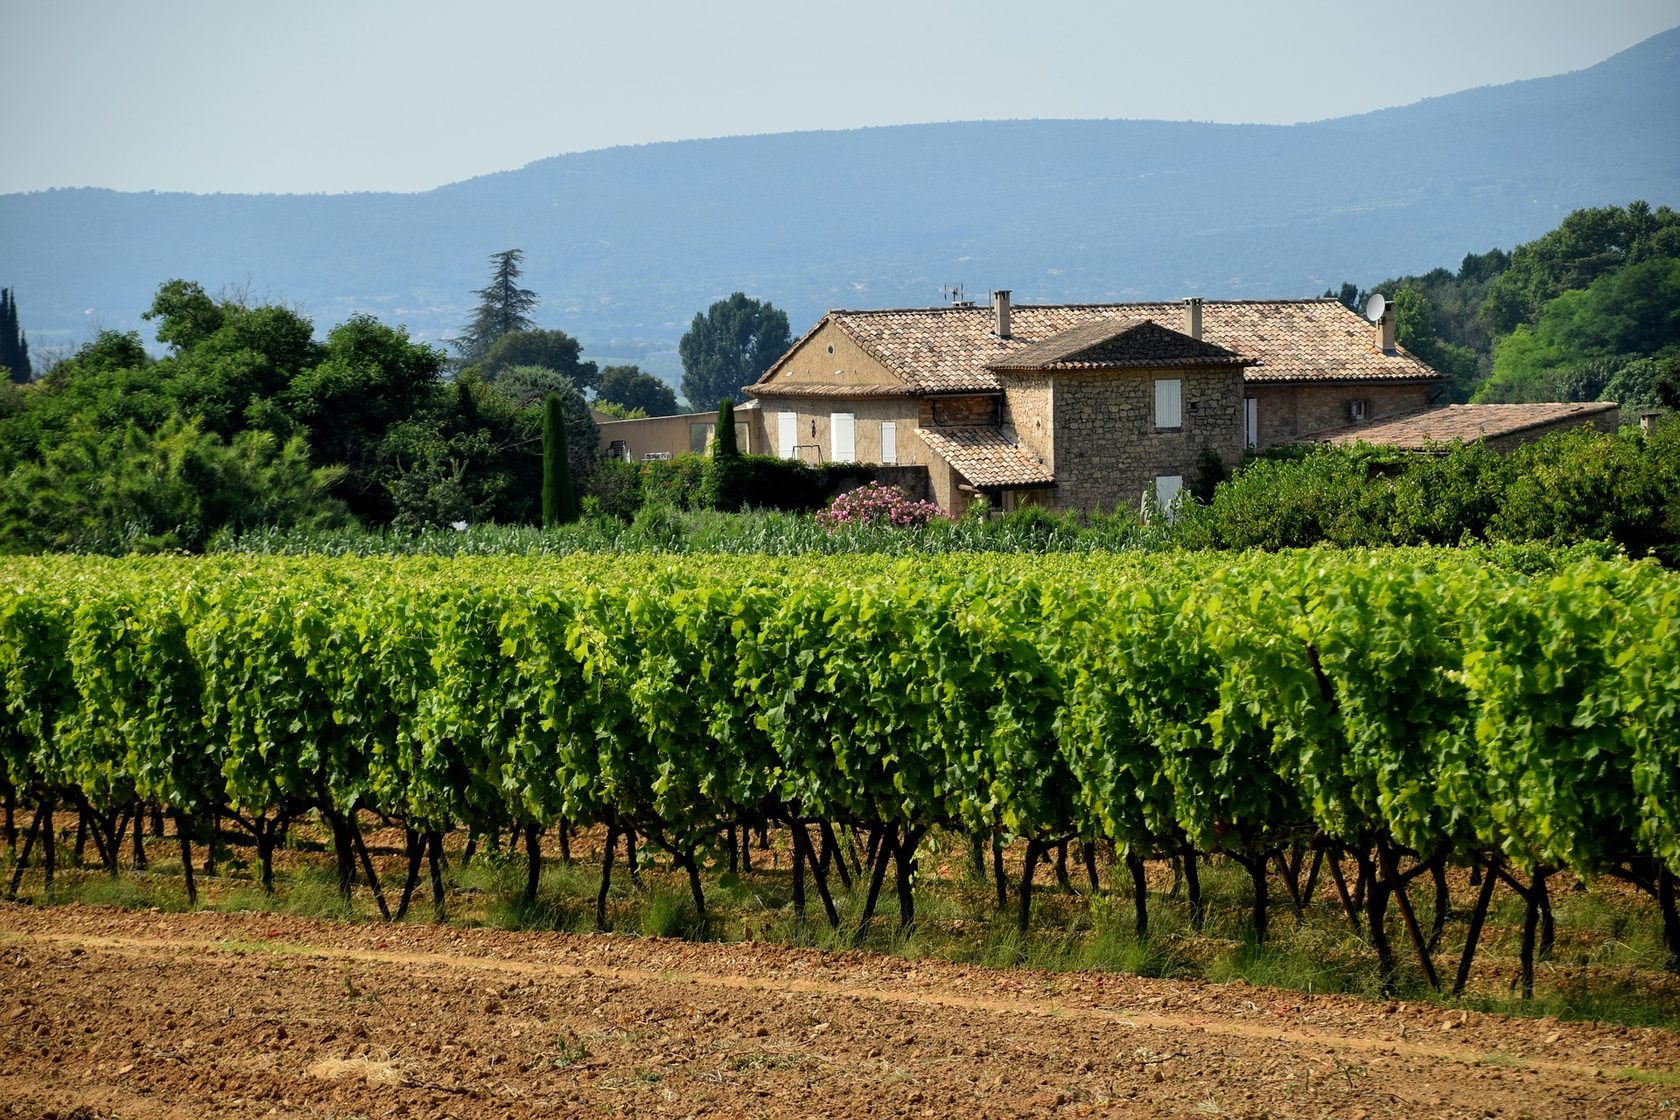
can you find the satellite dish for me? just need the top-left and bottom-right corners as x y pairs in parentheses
(1364, 293), (1388, 322)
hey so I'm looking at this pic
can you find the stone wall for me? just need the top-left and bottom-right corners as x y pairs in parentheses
(1246, 382), (1432, 448)
(918, 395), (999, 427)
(1046, 366), (1245, 513)
(1001, 376), (1054, 471)
(1484, 408), (1620, 451)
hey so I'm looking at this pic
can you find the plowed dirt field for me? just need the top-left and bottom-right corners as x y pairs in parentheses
(2, 904), (1676, 1119)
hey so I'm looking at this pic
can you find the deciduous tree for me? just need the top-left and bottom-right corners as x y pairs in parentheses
(598, 364), (678, 416)
(678, 292), (790, 410)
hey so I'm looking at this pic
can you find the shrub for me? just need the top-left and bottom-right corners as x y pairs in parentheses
(639, 454), (709, 510)
(816, 482), (945, 530)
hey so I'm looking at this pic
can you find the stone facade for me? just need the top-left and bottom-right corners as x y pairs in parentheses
(1246, 382), (1432, 448)
(1002, 376), (1055, 472)
(917, 395), (999, 427)
(1040, 366), (1245, 512)
(1481, 409), (1618, 450)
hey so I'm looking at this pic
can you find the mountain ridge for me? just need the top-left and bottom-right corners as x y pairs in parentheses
(4, 27), (1677, 384)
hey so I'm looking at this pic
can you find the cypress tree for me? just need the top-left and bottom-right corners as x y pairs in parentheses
(1, 289), (31, 384)
(713, 398), (739, 457)
(0, 289), (16, 380)
(541, 392), (578, 526)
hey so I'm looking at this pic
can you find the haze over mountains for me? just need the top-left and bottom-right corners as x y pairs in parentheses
(4, 27), (1677, 385)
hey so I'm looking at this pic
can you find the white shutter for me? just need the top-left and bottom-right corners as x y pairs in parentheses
(778, 411), (797, 458)
(880, 421), (897, 464)
(831, 412), (855, 463)
(1154, 379), (1182, 428)
(1155, 474), (1183, 513)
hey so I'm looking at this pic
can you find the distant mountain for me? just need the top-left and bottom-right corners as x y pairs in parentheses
(4, 28), (1678, 385)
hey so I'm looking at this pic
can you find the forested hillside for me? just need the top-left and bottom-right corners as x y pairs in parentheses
(2, 28), (1676, 382)
(1330, 201), (1680, 407)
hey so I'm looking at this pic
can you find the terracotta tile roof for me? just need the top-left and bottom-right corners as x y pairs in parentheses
(745, 382), (913, 400)
(752, 299), (1437, 396)
(987, 317), (1252, 372)
(1300, 402), (1620, 450)
(915, 425), (1056, 489)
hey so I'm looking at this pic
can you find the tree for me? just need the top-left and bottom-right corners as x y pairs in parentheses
(455, 249), (539, 364)
(542, 392), (577, 526)
(678, 292), (790, 410)
(473, 328), (598, 392)
(1479, 202), (1680, 337)
(597, 364), (678, 416)
(1477, 256), (1680, 403)
(1, 289), (31, 384)
(713, 398), (739, 457)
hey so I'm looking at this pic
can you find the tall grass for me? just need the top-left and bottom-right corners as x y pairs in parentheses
(210, 505), (1175, 558)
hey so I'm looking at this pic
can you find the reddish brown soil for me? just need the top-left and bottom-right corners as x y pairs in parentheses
(2, 903), (1676, 1119)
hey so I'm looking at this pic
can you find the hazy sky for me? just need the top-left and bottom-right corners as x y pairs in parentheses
(6, 0), (1676, 196)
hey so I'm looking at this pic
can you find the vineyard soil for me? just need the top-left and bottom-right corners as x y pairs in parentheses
(2, 904), (1677, 1120)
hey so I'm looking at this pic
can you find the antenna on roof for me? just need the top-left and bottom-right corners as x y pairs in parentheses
(941, 284), (965, 306)
(1363, 293), (1388, 323)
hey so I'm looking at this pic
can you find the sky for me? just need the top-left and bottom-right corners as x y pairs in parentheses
(4, 0), (1677, 197)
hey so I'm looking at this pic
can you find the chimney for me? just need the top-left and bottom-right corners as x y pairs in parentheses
(993, 289), (1012, 339)
(1182, 297), (1203, 341)
(1379, 302), (1396, 353)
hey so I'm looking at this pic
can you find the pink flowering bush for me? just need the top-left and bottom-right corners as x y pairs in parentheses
(816, 482), (946, 530)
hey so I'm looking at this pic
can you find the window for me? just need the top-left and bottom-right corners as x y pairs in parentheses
(1154, 379), (1182, 429)
(778, 411), (797, 459)
(1154, 474), (1183, 513)
(880, 421), (897, 464)
(831, 412), (855, 463)
(1244, 398), (1258, 449)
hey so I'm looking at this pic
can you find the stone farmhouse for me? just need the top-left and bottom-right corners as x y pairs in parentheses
(597, 292), (1618, 515)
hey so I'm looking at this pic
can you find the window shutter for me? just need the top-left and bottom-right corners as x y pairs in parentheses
(1155, 474), (1183, 511)
(1154, 379), (1182, 428)
(831, 413), (855, 463)
(778, 411), (796, 458)
(881, 421), (897, 464)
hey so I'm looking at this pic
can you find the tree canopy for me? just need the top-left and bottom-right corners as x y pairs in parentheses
(597, 364), (679, 416)
(0, 277), (609, 550)
(471, 327), (598, 392)
(678, 292), (790, 410)
(455, 249), (539, 364)
(1331, 202), (1680, 406)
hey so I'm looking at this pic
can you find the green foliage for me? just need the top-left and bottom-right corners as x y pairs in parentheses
(677, 293), (790, 410)
(1389, 286), (1481, 401)
(1480, 201), (1680, 338)
(1, 288), (32, 383)
(1189, 429), (1679, 563)
(454, 249), (538, 364)
(597, 364), (678, 416)
(542, 392), (577, 527)
(712, 398), (738, 458)
(635, 454), (706, 511)
(1477, 256), (1680, 403)
(0, 416), (347, 554)
(473, 328), (598, 393)
(4, 549), (1678, 912)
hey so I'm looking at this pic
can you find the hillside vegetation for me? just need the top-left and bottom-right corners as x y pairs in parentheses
(1335, 201), (1680, 406)
(2, 28), (1677, 375)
